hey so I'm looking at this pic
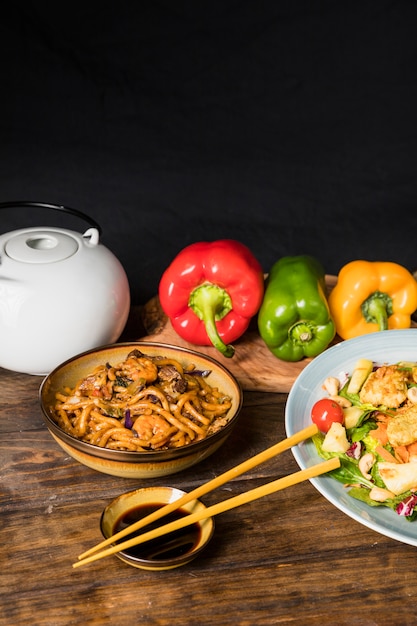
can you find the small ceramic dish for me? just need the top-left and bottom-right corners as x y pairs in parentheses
(39, 342), (242, 478)
(100, 486), (215, 570)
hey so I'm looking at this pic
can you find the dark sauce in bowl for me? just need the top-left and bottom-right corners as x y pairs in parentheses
(113, 503), (202, 561)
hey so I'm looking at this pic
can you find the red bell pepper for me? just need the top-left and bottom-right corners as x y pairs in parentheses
(158, 240), (264, 357)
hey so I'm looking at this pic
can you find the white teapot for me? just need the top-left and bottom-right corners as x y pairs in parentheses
(0, 202), (131, 375)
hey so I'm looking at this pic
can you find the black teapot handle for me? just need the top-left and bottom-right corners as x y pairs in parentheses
(0, 201), (102, 235)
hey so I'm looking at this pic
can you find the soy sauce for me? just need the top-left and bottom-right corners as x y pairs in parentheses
(113, 503), (202, 561)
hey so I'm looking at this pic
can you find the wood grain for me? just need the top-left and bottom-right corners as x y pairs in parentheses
(3, 362), (417, 626)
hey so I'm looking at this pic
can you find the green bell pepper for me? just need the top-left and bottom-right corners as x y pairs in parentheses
(257, 255), (336, 361)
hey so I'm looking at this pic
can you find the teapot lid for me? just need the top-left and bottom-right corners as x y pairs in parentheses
(4, 229), (79, 263)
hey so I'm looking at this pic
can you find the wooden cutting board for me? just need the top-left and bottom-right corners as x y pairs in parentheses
(136, 276), (340, 393)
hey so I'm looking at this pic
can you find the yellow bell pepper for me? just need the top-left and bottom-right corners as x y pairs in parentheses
(328, 260), (417, 340)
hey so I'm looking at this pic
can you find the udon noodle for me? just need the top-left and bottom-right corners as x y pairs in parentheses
(50, 349), (233, 451)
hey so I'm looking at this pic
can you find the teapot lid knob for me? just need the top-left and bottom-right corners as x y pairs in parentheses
(4, 230), (79, 263)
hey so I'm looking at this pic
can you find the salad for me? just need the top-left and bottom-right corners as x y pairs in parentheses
(311, 358), (417, 521)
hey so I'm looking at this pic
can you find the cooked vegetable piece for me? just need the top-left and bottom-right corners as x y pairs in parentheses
(322, 422), (350, 453)
(378, 462), (417, 495)
(343, 405), (364, 429)
(347, 358), (373, 395)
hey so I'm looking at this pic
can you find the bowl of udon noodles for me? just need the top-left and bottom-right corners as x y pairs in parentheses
(39, 342), (242, 478)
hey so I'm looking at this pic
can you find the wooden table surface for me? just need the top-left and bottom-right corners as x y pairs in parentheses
(2, 313), (417, 626)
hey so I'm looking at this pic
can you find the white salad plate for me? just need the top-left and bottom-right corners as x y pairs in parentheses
(285, 328), (417, 546)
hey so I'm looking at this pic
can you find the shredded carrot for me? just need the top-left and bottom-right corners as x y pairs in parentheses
(406, 441), (417, 459)
(407, 441), (417, 454)
(371, 423), (389, 446)
(394, 445), (409, 463)
(375, 444), (399, 464)
(374, 411), (392, 424)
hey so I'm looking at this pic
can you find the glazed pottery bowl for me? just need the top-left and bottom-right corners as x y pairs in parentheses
(100, 486), (215, 570)
(39, 342), (242, 478)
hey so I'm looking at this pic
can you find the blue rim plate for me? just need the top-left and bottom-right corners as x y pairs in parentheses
(285, 328), (417, 546)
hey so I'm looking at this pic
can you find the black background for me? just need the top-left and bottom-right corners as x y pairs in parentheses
(1, 1), (417, 305)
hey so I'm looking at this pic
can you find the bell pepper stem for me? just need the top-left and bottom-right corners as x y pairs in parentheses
(189, 283), (235, 357)
(288, 321), (315, 345)
(361, 291), (393, 331)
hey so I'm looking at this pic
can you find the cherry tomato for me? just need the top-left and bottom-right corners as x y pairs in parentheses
(311, 398), (344, 433)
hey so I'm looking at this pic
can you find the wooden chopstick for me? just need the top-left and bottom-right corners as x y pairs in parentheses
(77, 423), (319, 562)
(73, 456), (340, 568)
